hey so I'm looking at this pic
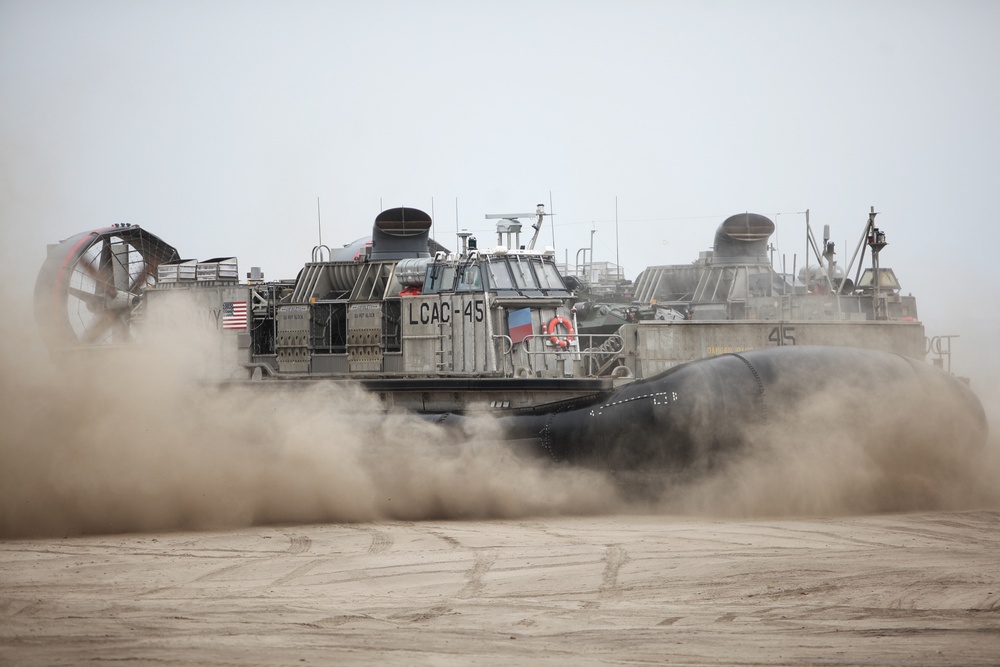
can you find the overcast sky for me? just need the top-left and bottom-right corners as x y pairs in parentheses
(2, 0), (998, 380)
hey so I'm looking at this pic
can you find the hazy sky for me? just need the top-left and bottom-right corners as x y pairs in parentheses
(2, 0), (998, 379)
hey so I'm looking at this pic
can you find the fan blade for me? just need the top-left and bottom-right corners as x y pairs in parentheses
(82, 309), (118, 344)
(79, 254), (110, 291)
(67, 286), (107, 311)
(82, 304), (132, 344)
(128, 263), (151, 294)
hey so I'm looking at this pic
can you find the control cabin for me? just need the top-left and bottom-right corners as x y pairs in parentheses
(240, 208), (621, 412)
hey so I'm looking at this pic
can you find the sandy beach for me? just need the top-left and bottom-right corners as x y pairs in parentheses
(2, 292), (999, 665)
(2, 511), (999, 666)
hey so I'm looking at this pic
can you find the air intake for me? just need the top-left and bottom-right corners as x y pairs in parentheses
(369, 207), (433, 260)
(712, 212), (775, 263)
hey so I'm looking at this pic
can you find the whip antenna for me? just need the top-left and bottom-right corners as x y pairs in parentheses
(312, 196), (331, 262)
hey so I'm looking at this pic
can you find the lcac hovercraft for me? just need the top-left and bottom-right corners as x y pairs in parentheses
(34, 206), (988, 470)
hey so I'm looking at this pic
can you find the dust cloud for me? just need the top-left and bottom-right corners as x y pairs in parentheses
(0, 293), (621, 539)
(2, 288), (998, 539)
(650, 359), (1000, 518)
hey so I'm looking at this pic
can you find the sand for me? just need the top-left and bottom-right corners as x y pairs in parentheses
(2, 511), (999, 666)
(3, 294), (999, 665)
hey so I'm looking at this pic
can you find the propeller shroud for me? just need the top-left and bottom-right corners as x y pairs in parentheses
(34, 225), (179, 347)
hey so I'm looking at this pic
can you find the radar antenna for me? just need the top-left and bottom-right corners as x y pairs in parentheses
(484, 204), (549, 250)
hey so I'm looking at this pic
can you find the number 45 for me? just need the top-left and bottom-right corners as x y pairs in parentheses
(768, 324), (796, 346)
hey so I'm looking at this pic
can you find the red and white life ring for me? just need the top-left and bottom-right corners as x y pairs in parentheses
(546, 316), (576, 348)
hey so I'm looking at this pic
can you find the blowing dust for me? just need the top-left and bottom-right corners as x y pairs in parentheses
(0, 293), (623, 539)
(650, 358), (1000, 518)
(2, 291), (998, 539)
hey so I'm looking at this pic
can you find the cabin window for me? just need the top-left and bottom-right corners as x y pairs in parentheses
(509, 257), (535, 290)
(456, 264), (484, 291)
(485, 258), (516, 290)
(424, 264), (456, 294)
(534, 259), (568, 293)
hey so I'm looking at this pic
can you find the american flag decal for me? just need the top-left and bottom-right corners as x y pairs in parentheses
(222, 301), (247, 330)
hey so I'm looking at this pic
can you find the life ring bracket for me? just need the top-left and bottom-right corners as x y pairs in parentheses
(545, 316), (576, 349)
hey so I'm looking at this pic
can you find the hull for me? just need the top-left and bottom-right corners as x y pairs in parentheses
(449, 346), (988, 471)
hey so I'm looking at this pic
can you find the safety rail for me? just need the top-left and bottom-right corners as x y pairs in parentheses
(491, 335), (515, 376)
(500, 333), (625, 378)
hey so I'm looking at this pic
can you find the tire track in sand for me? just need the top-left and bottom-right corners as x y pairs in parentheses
(196, 533), (313, 582)
(457, 551), (497, 598)
(599, 545), (629, 597)
(346, 526), (394, 554)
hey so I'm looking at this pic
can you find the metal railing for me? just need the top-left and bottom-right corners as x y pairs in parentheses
(496, 333), (625, 378)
